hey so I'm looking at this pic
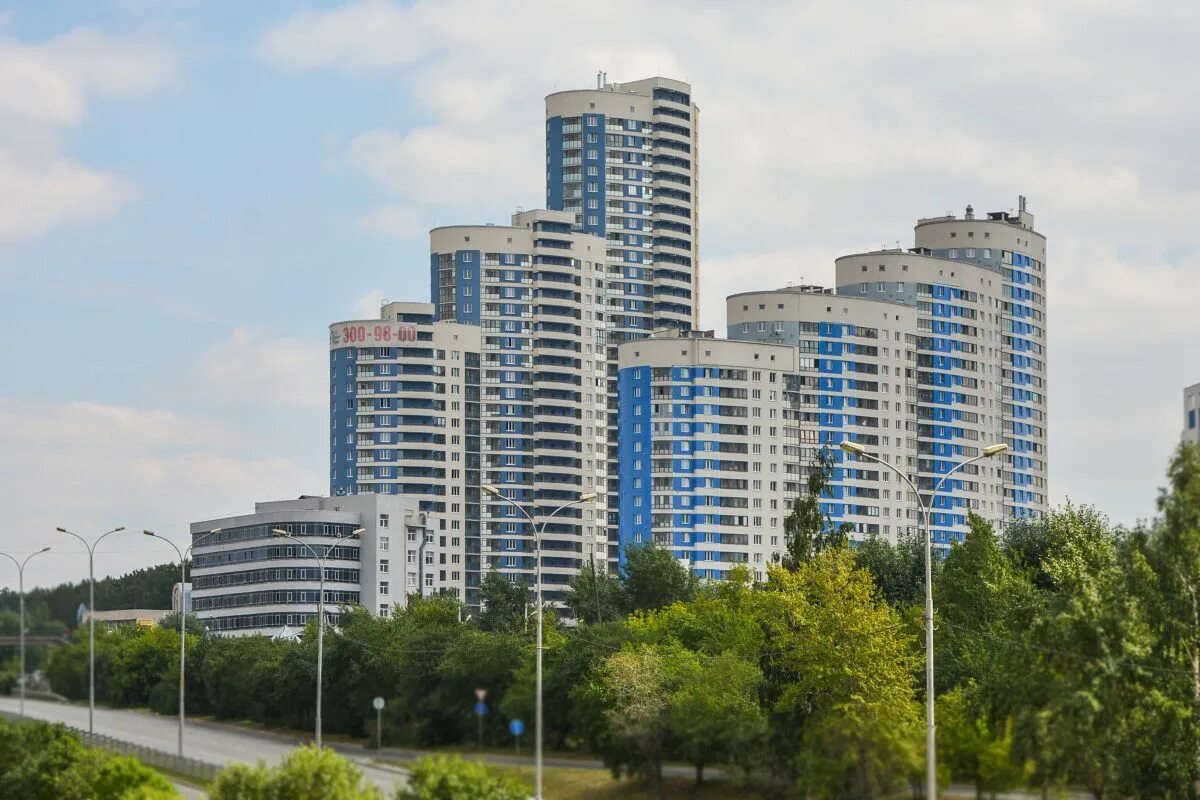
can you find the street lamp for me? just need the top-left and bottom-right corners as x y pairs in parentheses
(142, 527), (222, 757)
(55, 526), (125, 733)
(839, 439), (1008, 800)
(271, 525), (365, 749)
(0, 547), (51, 716)
(481, 484), (596, 800)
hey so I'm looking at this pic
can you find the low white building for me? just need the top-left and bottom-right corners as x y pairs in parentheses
(190, 495), (439, 636)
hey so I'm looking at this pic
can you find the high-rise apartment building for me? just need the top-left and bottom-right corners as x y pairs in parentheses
(332, 210), (608, 609)
(1185, 383), (1200, 445)
(617, 330), (797, 581)
(546, 75), (700, 566)
(727, 288), (919, 541)
(546, 76), (699, 334)
(728, 199), (1048, 550)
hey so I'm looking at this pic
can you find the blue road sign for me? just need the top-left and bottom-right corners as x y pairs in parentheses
(474, 702), (488, 716)
(508, 719), (525, 737)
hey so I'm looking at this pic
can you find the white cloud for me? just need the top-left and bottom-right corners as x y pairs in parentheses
(353, 289), (387, 319)
(200, 328), (327, 409)
(0, 401), (322, 590)
(0, 27), (175, 241)
(256, 0), (433, 71)
(360, 203), (425, 238)
(0, 150), (135, 239)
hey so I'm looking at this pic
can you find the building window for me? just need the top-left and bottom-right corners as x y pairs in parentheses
(966, 248), (976, 257)
(379, 560), (389, 574)
(462, 252), (472, 262)
(379, 582), (389, 595)
(877, 282), (886, 292)
(948, 249), (958, 258)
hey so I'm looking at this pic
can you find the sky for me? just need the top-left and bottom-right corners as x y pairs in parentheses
(1, 0), (1197, 591)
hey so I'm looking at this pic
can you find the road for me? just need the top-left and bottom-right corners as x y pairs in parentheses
(0, 697), (407, 796)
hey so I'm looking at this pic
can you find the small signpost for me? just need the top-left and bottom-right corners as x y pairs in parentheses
(508, 718), (525, 752)
(372, 696), (385, 750)
(474, 688), (488, 750)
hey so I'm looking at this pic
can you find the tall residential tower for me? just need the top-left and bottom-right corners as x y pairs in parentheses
(546, 76), (700, 565)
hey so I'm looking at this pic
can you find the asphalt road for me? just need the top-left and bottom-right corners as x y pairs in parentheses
(0, 697), (407, 795)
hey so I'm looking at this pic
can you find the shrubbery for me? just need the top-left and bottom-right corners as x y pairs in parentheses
(0, 716), (174, 800)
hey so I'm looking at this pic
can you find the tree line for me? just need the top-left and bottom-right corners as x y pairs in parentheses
(34, 443), (1200, 798)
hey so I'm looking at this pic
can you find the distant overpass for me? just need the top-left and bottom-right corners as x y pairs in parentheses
(0, 635), (71, 646)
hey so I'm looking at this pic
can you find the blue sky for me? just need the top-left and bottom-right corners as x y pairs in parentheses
(2, 0), (1198, 589)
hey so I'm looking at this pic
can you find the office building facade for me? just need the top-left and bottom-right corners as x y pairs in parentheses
(191, 495), (438, 636)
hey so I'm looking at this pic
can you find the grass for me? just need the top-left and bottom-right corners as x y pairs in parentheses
(460, 761), (759, 799)
(377, 755), (759, 799)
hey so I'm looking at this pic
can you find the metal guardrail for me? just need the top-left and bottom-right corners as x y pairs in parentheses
(0, 709), (221, 784)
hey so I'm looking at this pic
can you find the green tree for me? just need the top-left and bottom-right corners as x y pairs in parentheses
(581, 643), (676, 797)
(1144, 442), (1200, 794)
(395, 755), (526, 800)
(1006, 506), (1193, 798)
(209, 747), (383, 800)
(934, 514), (1036, 693)
(756, 549), (921, 797)
(853, 531), (928, 607)
(936, 687), (1026, 799)
(780, 447), (851, 569)
(667, 653), (766, 785)
(563, 559), (625, 624)
(621, 543), (696, 613)
(476, 571), (529, 635)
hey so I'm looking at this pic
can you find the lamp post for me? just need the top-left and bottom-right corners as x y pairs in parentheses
(840, 439), (1008, 799)
(55, 526), (125, 733)
(271, 525), (365, 749)
(0, 547), (51, 716)
(142, 527), (222, 757)
(481, 485), (596, 800)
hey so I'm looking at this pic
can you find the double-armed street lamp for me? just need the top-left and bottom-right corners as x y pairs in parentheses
(271, 525), (365, 749)
(839, 439), (1008, 800)
(142, 527), (224, 757)
(0, 547), (51, 716)
(481, 484), (596, 800)
(55, 526), (125, 733)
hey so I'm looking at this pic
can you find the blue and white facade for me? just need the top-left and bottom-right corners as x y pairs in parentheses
(728, 289), (919, 542)
(1184, 383), (1200, 445)
(546, 76), (700, 567)
(427, 210), (608, 605)
(726, 200), (1048, 552)
(617, 331), (797, 581)
(329, 302), (478, 604)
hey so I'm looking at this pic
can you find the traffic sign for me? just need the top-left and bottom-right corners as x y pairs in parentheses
(508, 719), (524, 736)
(475, 688), (487, 701)
(373, 696), (385, 711)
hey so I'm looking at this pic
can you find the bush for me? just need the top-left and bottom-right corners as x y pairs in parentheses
(396, 755), (528, 800)
(56, 749), (175, 800)
(208, 746), (382, 800)
(0, 716), (177, 800)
